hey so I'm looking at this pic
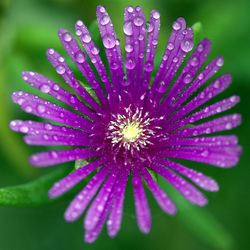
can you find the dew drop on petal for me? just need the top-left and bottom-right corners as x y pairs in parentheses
(103, 35), (116, 49)
(63, 32), (72, 42)
(20, 126), (29, 133)
(40, 84), (51, 93)
(190, 56), (199, 67)
(133, 17), (144, 26)
(100, 15), (110, 25)
(25, 106), (32, 113)
(82, 33), (92, 43)
(216, 57), (224, 67)
(48, 48), (54, 55)
(172, 21), (181, 31)
(125, 58), (136, 70)
(167, 42), (174, 51)
(225, 122), (232, 130)
(127, 6), (133, 13)
(56, 65), (66, 75)
(144, 61), (154, 72)
(123, 21), (133, 36)
(37, 104), (46, 113)
(181, 39), (194, 52)
(153, 11), (160, 19)
(125, 44), (133, 53)
(147, 23), (154, 33)
(75, 51), (86, 63)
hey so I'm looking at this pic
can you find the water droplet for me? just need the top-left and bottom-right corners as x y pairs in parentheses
(115, 39), (120, 45)
(56, 65), (66, 75)
(183, 73), (192, 84)
(201, 150), (209, 157)
(216, 57), (224, 67)
(197, 43), (204, 52)
(172, 21), (181, 31)
(45, 123), (53, 130)
(91, 46), (99, 55)
(103, 35), (116, 49)
(82, 33), (91, 43)
(17, 98), (25, 105)
(190, 56), (199, 67)
(216, 106), (222, 112)
(58, 56), (64, 63)
(152, 39), (158, 45)
(127, 6), (133, 13)
(20, 126), (29, 133)
(75, 29), (82, 36)
(100, 15), (110, 25)
(206, 128), (211, 134)
(125, 44), (133, 53)
(48, 49), (54, 55)
(163, 55), (168, 60)
(157, 81), (166, 93)
(37, 104), (45, 113)
(198, 73), (204, 80)
(167, 42), (174, 51)
(214, 80), (220, 88)
(99, 6), (105, 13)
(153, 11), (160, 19)
(144, 61), (154, 72)
(173, 57), (178, 63)
(76, 20), (83, 26)
(25, 106), (32, 113)
(125, 58), (136, 69)
(110, 62), (119, 70)
(225, 122), (232, 130)
(133, 17), (144, 26)
(40, 84), (51, 93)
(123, 21), (133, 36)
(181, 39), (194, 52)
(230, 96), (236, 102)
(138, 34), (144, 41)
(53, 84), (60, 91)
(70, 95), (76, 103)
(63, 32), (72, 42)
(147, 23), (154, 33)
(75, 51), (86, 63)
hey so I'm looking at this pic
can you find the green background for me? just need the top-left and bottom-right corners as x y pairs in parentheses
(0, 0), (249, 249)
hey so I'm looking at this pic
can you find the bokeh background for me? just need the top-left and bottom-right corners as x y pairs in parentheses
(0, 0), (249, 249)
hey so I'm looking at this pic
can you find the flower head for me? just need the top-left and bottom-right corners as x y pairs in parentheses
(10, 5), (242, 243)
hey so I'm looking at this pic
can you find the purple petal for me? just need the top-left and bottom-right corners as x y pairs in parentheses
(157, 159), (219, 192)
(75, 20), (112, 94)
(84, 168), (118, 231)
(107, 168), (129, 238)
(11, 91), (93, 131)
(46, 48), (102, 112)
(49, 158), (106, 198)
(64, 165), (110, 221)
(149, 162), (208, 206)
(29, 148), (100, 167)
(21, 71), (98, 121)
(131, 167), (151, 234)
(96, 5), (125, 89)
(141, 168), (176, 214)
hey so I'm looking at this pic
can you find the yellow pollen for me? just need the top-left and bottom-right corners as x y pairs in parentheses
(121, 122), (141, 142)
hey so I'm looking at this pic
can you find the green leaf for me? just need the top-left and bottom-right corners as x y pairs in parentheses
(159, 176), (235, 250)
(192, 22), (203, 45)
(0, 167), (71, 207)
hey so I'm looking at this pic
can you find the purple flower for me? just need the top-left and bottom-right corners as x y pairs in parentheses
(9, 5), (241, 243)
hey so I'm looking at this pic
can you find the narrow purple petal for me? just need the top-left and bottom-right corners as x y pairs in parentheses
(157, 159), (219, 191)
(173, 114), (242, 137)
(168, 95), (240, 132)
(162, 38), (211, 108)
(84, 168), (118, 231)
(141, 167), (176, 214)
(64, 165), (110, 222)
(172, 56), (225, 110)
(107, 168), (129, 237)
(58, 28), (108, 109)
(29, 148), (100, 167)
(151, 17), (186, 92)
(46, 48), (102, 112)
(131, 167), (151, 234)
(49, 158), (106, 198)
(11, 91), (93, 131)
(149, 162), (208, 206)
(96, 5), (125, 88)
(142, 10), (160, 89)
(75, 20), (112, 94)
(21, 71), (98, 121)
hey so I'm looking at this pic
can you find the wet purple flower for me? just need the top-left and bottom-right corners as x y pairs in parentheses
(10, 5), (241, 243)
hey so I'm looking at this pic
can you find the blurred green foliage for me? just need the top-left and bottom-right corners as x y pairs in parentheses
(0, 0), (249, 249)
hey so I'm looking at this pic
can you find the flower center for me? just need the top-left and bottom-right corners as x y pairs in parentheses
(121, 122), (142, 142)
